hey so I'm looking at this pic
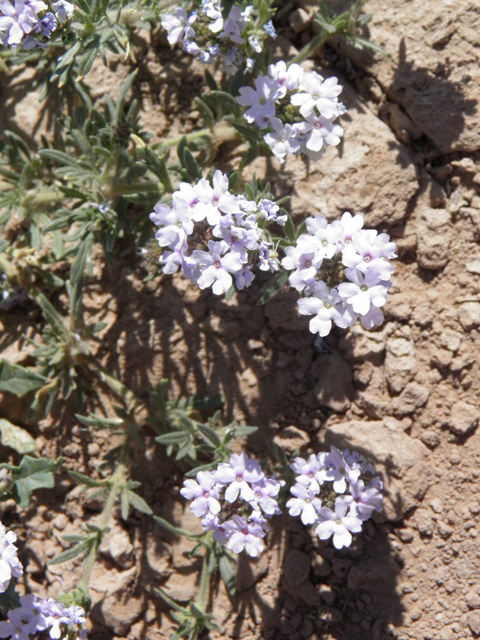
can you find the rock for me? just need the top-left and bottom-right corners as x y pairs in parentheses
(385, 336), (417, 394)
(90, 567), (144, 636)
(319, 584), (336, 604)
(324, 418), (430, 521)
(385, 292), (413, 321)
(265, 290), (308, 331)
(237, 552), (269, 591)
(311, 555), (332, 577)
(438, 329), (463, 353)
(467, 591), (480, 610)
(416, 207), (452, 270)
(100, 523), (134, 568)
(284, 549), (311, 586)
(273, 425), (310, 455)
(459, 302), (480, 331)
(286, 83), (418, 228)
(340, 1), (480, 154)
(449, 401), (479, 436)
(467, 259), (480, 275)
(339, 323), (390, 359)
(312, 354), (354, 413)
(347, 557), (399, 591)
(468, 610), (480, 636)
(393, 382), (429, 416)
(437, 521), (454, 539)
(414, 508), (434, 537)
(289, 8), (312, 32)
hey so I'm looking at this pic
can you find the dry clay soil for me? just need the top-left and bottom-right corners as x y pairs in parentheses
(2, 1), (480, 639)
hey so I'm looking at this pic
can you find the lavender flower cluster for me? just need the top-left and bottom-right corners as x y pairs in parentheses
(0, 521), (22, 593)
(0, 521), (87, 639)
(0, 0), (73, 48)
(149, 170), (285, 295)
(283, 212), (396, 335)
(237, 62), (345, 162)
(180, 454), (282, 558)
(161, 1), (276, 73)
(287, 446), (383, 549)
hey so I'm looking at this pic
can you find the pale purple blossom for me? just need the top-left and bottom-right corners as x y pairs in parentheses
(315, 500), (363, 549)
(161, 7), (196, 46)
(237, 76), (280, 129)
(224, 517), (265, 557)
(214, 453), (264, 503)
(286, 483), (322, 525)
(180, 471), (221, 517)
(338, 268), (390, 316)
(0, 522), (23, 594)
(192, 241), (243, 295)
(290, 72), (343, 119)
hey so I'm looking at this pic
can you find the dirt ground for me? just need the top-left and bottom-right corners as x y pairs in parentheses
(2, 0), (480, 639)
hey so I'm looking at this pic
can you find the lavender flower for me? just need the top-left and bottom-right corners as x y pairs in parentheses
(288, 447), (383, 550)
(0, 521), (23, 594)
(315, 500), (363, 549)
(283, 212), (396, 337)
(181, 454), (281, 558)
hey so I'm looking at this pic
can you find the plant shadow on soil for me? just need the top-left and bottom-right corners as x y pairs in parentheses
(122, 438), (406, 640)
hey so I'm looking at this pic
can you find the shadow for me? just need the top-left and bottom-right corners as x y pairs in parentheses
(337, 33), (477, 155)
(229, 436), (405, 640)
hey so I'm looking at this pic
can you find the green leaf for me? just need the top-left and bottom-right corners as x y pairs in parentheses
(269, 439), (290, 469)
(121, 489), (130, 521)
(218, 554), (237, 595)
(220, 0), (234, 19)
(0, 581), (20, 612)
(153, 516), (201, 541)
(256, 271), (290, 306)
(48, 538), (93, 565)
(68, 470), (107, 488)
(177, 136), (187, 166)
(284, 213), (296, 243)
(0, 419), (36, 454)
(0, 361), (47, 397)
(8, 456), (62, 508)
(204, 69), (218, 92)
(126, 489), (153, 515)
(196, 423), (221, 448)
(155, 432), (189, 445)
(195, 97), (215, 130)
(232, 425), (258, 437)
(183, 148), (202, 181)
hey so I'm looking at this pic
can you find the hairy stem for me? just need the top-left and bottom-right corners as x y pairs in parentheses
(77, 462), (126, 591)
(290, 30), (331, 65)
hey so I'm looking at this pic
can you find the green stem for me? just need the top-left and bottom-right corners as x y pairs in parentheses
(77, 462), (126, 591)
(290, 30), (331, 65)
(162, 128), (213, 149)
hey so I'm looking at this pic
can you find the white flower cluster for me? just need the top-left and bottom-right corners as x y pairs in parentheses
(237, 61), (345, 162)
(0, 0), (73, 48)
(180, 454), (282, 558)
(287, 446), (383, 550)
(283, 212), (396, 336)
(0, 594), (87, 640)
(150, 170), (285, 295)
(161, 1), (276, 73)
(0, 521), (87, 639)
(0, 521), (23, 593)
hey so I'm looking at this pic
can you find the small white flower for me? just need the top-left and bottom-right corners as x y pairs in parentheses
(315, 500), (363, 549)
(286, 483), (322, 525)
(290, 72), (343, 119)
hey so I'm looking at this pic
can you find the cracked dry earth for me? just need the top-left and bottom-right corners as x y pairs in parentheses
(2, 0), (480, 639)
